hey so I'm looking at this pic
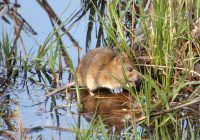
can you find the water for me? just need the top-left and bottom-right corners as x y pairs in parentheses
(0, 0), (96, 139)
(0, 0), (96, 67)
(0, 84), (137, 139)
(4, 88), (85, 139)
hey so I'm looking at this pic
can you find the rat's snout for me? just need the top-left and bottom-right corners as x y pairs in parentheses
(134, 75), (142, 91)
(135, 78), (141, 87)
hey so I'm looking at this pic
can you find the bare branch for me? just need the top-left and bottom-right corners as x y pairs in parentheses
(36, 0), (81, 50)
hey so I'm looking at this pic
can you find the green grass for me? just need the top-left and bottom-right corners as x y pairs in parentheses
(90, 0), (200, 139)
(0, 32), (16, 78)
(0, 0), (199, 139)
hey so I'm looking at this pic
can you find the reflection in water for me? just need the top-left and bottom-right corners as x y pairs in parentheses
(0, 88), (79, 140)
(0, 86), (199, 139)
(79, 89), (142, 131)
(0, 93), (17, 140)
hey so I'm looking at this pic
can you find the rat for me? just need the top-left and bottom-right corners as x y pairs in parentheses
(76, 48), (141, 95)
(45, 48), (141, 97)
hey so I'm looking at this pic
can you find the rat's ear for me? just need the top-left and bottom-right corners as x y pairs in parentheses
(116, 52), (129, 63)
(120, 52), (129, 62)
(121, 52), (128, 58)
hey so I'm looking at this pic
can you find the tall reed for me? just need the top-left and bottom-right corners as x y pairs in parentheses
(92, 0), (200, 138)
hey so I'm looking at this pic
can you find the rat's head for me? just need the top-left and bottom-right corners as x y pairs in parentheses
(115, 53), (142, 89)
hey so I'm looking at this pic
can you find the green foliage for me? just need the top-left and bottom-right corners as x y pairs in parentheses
(0, 32), (17, 78)
(90, 0), (200, 139)
(0, 0), (199, 139)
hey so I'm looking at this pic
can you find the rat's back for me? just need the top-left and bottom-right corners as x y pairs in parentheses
(77, 48), (115, 90)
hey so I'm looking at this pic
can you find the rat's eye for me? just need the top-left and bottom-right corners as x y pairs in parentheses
(128, 68), (133, 72)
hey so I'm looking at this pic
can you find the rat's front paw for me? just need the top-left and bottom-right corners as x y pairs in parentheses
(110, 88), (123, 94)
(89, 91), (95, 96)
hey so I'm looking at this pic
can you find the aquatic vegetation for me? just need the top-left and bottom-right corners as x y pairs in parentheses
(0, 0), (199, 139)
(0, 32), (16, 78)
(76, 0), (200, 139)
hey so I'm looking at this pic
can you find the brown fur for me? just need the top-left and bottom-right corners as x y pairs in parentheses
(77, 48), (141, 91)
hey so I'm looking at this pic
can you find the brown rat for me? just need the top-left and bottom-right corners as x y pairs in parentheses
(77, 48), (141, 95)
(45, 48), (141, 97)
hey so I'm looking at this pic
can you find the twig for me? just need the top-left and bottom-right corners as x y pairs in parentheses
(45, 81), (75, 97)
(6, 6), (37, 36)
(36, 0), (81, 50)
(151, 97), (200, 117)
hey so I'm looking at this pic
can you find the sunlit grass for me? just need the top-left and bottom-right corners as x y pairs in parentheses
(0, 32), (16, 78)
(16, 106), (23, 140)
(91, 0), (200, 139)
(0, 0), (199, 139)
